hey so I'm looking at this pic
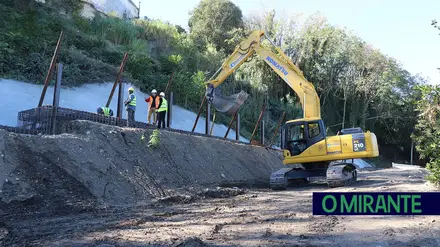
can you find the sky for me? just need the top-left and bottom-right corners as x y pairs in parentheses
(138, 0), (440, 85)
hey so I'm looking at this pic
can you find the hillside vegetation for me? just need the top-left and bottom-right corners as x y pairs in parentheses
(0, 0), (433, 167)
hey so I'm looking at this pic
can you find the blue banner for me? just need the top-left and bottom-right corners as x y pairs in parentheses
(313, 192), (440, 215)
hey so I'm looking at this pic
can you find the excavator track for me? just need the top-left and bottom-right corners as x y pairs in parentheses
(269, 162), (357, 190)
(326, 163), (357, 188)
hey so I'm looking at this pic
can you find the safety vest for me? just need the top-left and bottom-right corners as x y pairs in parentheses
(128, 93), (136, 106)
(148, 96), (160, 108)
(157, 98), (167, 112)
(102, 107), (111, 116)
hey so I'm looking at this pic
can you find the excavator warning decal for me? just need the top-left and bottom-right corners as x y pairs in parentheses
(352, 134), (366, 152)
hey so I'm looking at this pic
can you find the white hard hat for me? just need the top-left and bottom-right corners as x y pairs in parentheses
(160, 92), (165, 97)
(151, 89), (157, 93)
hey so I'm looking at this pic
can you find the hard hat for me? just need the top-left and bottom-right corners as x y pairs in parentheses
(160, 92), (165, 97)
(128, 87), (134, 92)
(151, 89), (157, 94)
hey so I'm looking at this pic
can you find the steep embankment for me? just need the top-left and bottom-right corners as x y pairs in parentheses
(0, 120), (283, 215)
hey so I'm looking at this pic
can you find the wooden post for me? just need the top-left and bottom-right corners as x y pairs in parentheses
(268, 112), (286, 147)
(224, 112), (238, 139)
(249, 104), (266, 143)
(192, 96), (206, 132)
(106, 52), (128, 108)
(38, 31), (64, 107)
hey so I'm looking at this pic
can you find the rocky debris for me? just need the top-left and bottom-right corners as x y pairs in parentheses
(212, 224), (223, 234)
(157, 195), (195, 204)
(262, 228), (273, 238)
(173, 237), (206, 247)
(197, 187), (246, 198)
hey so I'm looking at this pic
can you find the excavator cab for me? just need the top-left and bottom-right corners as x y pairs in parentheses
(281, 118), (326, 156)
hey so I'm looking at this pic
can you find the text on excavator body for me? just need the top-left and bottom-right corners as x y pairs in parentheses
(266, 56), (288, 76)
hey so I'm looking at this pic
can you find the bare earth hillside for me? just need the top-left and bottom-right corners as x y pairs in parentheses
(1, 121), (439, 247)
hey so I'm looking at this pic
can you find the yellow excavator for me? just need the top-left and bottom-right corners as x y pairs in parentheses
(205, 30), (379, 189)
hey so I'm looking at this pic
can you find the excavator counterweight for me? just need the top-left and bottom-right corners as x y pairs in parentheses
(204, 30), (379, 189)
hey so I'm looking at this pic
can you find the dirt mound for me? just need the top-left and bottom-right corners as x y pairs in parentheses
(0, 120), (283, 215)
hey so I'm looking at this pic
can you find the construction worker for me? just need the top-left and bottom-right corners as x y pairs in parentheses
(145, 89), (159, 124)
(96, 107), (113, 117)
(124, 87), (136, 127)
(156, 92), (167, 129)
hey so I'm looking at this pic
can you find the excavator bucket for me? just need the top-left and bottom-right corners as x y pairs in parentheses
(205, 84), (248, 115)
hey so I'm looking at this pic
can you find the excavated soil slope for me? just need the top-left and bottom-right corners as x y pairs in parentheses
(0, 120), (284, 215)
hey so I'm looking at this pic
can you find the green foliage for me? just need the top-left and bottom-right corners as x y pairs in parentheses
(148, 129), (161, 148)
(412, 85), (440, 184)
(188, 0), (244, 52)
(0, 1), (427, 163)
(432, 20), (440, 34)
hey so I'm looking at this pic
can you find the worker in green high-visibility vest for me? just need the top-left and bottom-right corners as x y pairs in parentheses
(97, 107), (114, 117)
(156, 92), (167, 129)
(124, 87), (136, 127)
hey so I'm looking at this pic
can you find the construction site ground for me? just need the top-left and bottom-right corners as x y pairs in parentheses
(1, 121), (440, 247)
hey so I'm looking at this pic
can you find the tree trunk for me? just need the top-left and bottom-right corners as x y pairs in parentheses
(342, 90), (347, 129)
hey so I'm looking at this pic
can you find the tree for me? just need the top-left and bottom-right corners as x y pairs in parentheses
(188, 0), (244, 52)
(412, 84), (440, 183)
(432, 19), (440, 34)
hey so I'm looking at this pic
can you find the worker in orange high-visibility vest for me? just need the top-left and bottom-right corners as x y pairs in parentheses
(145, 89), (160, 124)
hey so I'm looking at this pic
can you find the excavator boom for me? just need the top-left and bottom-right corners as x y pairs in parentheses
(206, 30), (320, 119)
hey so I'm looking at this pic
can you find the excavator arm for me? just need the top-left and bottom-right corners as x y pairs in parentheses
(205, 30), (379, 190)
(205, 30), (320, 119)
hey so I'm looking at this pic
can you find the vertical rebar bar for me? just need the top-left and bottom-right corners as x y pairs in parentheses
(165, 72), (174, 95)
(260, 120), (265, 145)
(206, 103), (211, 135)
(192, 96), (206, 132)
(107, 52), (128, 108)
(268, 112), (286, 147)
(38, 31), (64, 107)
(117, 80), (124, 118)
(235, 113), (240, 141)
(51, 63), (63, 134)
(249, 104), (266, 143)
(224, 112), (238, 139)
(167, 92), (173, 128)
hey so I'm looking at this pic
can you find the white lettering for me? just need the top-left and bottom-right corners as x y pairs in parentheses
(266, 56), (288, 76)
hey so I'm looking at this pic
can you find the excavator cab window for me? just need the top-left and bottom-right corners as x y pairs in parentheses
(283, 120), (326, 156)
(287, 124), (307, 155)
(308, 123), (320, 138)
